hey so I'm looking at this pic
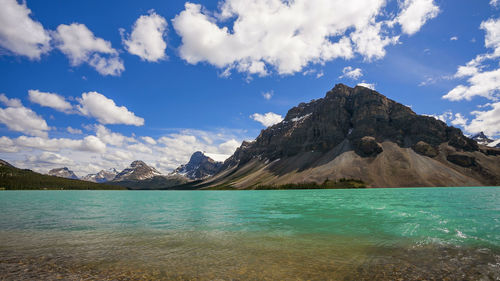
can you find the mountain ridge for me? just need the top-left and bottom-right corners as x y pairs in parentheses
(187, 83), (500, 189)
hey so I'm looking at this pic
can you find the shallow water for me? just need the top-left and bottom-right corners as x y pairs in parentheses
(0, 187), (499, 280)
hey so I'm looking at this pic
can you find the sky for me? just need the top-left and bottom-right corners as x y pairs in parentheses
(0, 0), (499, 177)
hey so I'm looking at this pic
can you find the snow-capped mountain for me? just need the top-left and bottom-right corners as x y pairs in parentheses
(471, 132), (500, 148)
(113, 160), (162, 181)
(82, 168), (118, 183)
(171, 151), (222, 180)
(471, 132), (494, 146)
(47, 167), (78, 179)
(488, 139), (500, 148)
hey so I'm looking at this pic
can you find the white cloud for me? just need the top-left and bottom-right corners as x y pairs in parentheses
(350, 22), (399, 60)
(141, 136), (157, 145)
(67, 126), (82, 134)
(172, 0), (418, 76)
(0, 93), (22, 107)
(451, 113), (468, 127)
(450, 36), (458, 41)
(28, 90), (73, 112)
(262, 91), (273, 100)
(0, 136), (18, 152)
(491, 0), (499, 7)
(339, 66), (363, 80)
(26, 152), (74, 166)
(122, 10), (167, 62)
(0, 0), (51, 59)
(444, 18), (500, 101)
(77, 92), (144, 126)
(95, 124), (136, 146)
(396, 0), (439, 35)
(218, 139), (240, 155)
(128, 143), (153, 154)
(357, 82), (376, 90)
(465, 102), (500, 137)
(52, 23), (124, 76)
(0, 94), (50, 137)
(250, 112), (283, 127)
(13, 135), (106, 153)
(0, 127), (247, 176)
(424, 110), (452, 123)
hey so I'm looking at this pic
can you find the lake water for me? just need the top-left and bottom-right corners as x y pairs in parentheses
(0, 187), (499, 280)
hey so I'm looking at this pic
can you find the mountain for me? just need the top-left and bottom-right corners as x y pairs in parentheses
(113, 160), (162, 181)
(47, 167), (78, 180)
(187, 83), (500, 189)
(0, 160), (125, 190)
(488, 139), (500, 148)
(172, 151), (222, 180)
(471, 132), (494, 146)
(82, 168), (118, 183)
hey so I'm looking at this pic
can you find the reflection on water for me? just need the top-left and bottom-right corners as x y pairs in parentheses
(0, 188), (499, 280)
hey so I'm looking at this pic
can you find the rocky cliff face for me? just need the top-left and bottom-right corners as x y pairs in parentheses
(47, 167), (78, 179)
(113, 161), (162, 181)
(201, 84), (499, 188)
(82, 168), (118, 183)
(222, 84), (477, 170)
(172, 151), (222, 180)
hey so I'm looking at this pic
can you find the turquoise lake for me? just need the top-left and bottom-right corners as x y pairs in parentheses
(1, 187), (499, 280)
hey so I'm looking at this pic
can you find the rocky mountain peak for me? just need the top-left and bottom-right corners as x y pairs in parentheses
(47, 167), (78, 179)
(172, 151), (222, 180)
(113, 160), (162, 181)
(82, 168), (118, 183)
(471, 132), (494, 146)
(221, 83), (478, 170)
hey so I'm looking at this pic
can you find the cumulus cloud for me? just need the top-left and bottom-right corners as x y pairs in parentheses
(339, 66), (363, 80)
(0, 93), (22, 107)
(172, 0), (423, 76)
(52, 23), (124, 76)
(95, 124), (136, 146)
(491, 0), (499, 7)
(465, 102), (500, 137)
(26, 152), (74, 166)
(28, 90), (73, 112)
(0, 0), (51, 59)
(450, 36), (458, 41)
(122, 10), (167, 62)
(450, 113), (468, 127)
(77, 92), (144, 126)
(396, 0), (439, 35)
(218, 139), (240, 155)
(0, 94), (50, 137)
(0, 136), (18, 152)
(250, 112), (283, 127)
(0, 126), (247, 176)
(444, 18), (500, 101)
(128, 143), (153, 154)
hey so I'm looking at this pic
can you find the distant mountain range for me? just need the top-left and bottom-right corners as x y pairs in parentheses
(0, 160), (125, 190)
(3, 83), (500, 190)
(82, 168), (118, 183)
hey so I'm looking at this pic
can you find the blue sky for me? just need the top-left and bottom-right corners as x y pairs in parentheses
(0, 0), (499, 176)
